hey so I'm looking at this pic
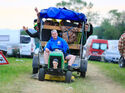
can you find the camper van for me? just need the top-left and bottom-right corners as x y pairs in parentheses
(88, 39), (108, 61)
(0, 29), (20, 56)
(20, 35), (35, 57)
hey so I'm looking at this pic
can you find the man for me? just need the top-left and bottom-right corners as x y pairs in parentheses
(44, 30), (76, 70)
(23, 7), (40, 39)
(85, 23), (93, 39)
(22, 8), (40, 79)
(118, 32), (125, 58)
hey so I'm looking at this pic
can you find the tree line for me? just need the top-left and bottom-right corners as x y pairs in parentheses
(93, 10), (125, 39)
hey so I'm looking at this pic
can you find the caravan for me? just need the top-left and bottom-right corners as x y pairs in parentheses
(0, 29), (20, 56)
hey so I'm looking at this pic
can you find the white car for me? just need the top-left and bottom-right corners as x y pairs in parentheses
(20, 35), (35, 57)
(102, 49), (120, 63)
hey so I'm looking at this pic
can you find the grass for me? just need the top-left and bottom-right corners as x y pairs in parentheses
(0, 57), (32, 86)
(1, 58), (125, 93)
(89, 61), (125, 88)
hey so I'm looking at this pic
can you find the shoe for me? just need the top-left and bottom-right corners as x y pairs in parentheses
(67, 65), (73, 71)
(31, 73), (38, 79)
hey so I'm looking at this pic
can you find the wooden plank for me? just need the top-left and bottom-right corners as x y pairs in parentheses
(41, 41), (80, 50)
(43, 25), (81, 32)
(43, 25), (61, 30)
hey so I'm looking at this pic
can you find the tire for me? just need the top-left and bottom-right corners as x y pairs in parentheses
(80, 59), (87, 78)
(33, 68), (38, 74)
(119, 57), (125, 68)
(38, 68), (45, 81)
(100, 57), (104, 62)
(65, 71), (72, 83)
(80, 71), (86, 77)
(32, 55), (39, 68)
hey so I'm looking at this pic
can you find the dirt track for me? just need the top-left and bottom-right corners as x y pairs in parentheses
(18, 63), (125, 93)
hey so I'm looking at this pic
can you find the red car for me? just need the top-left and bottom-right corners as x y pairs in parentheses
(88, 39), (108, 61)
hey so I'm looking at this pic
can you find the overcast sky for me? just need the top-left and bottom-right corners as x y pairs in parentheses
(0, 0), (125, 29)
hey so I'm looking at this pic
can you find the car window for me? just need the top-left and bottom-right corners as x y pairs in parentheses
(0, 35), (9, 41)
(92, 43), (99, 49)
(100, 43), (107, 50)
(20, 36), (31, 44)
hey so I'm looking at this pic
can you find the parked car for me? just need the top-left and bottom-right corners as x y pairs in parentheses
(101, 49), (120, 63)
(20, 35), (35, 57)
(88, 39), (108, 61)
(0, 45), (7, 56)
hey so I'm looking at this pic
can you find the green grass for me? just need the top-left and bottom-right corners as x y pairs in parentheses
(89, 61), (125, 88)
(0, 57), (32, 86)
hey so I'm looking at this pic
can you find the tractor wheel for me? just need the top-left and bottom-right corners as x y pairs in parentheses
(65, 71), (72, 83)
(33, 68), (38, 74)
(119, 57), (125, 68)
(38, 68), (45, 81)
(80, 59), (87, 78)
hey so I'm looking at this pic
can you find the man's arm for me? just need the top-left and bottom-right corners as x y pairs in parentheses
(23, 26), (39, 38)
(35, 7), (40, 23)
(44, 40), (51, 51)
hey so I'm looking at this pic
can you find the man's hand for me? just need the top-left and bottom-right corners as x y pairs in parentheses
(35, 7), (39, 13)
(45, 48), (50, 53)
(35, 7), (40, 17)
(23, 26), (28, 31)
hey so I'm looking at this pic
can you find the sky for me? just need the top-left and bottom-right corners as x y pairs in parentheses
(0, 0), (125, 30)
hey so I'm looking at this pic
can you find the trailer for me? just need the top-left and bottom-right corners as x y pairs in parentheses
(0, 29), (20, 57)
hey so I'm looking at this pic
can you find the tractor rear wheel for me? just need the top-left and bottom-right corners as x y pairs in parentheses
(80, 59), (87, 78)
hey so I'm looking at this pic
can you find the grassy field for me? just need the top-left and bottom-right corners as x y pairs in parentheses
(89, 61), (125, 88)
(0, 57), (32, 86)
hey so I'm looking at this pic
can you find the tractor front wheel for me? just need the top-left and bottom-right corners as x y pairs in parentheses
(65, 71), (72, 83)
(38, 68), (45, 81)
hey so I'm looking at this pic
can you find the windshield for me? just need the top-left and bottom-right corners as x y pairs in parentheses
(92, 43), (107, 50)
(92, 43), (99, 49)
(20, 36), (31, 44)
(100, 44), (107, 50)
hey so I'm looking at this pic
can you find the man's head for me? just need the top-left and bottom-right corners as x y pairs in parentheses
(85, 23), (89, 31)
(51, 30), (58, 40)
(34, 22), (39, 31)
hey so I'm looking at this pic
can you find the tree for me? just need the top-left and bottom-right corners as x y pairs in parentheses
(56, 0), (99, 24)
(56, 0), (87, 12)
(108, 9), (121, 25)
(94, 10), (125, 40)
(20, 29), (27, 35)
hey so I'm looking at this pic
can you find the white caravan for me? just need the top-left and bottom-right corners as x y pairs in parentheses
(0, 29), (20, 56)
